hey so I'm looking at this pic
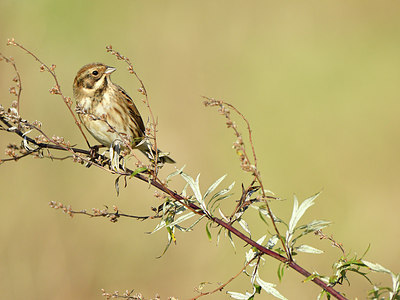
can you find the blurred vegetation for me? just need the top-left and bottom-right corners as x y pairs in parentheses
(1, 1), (399, 299)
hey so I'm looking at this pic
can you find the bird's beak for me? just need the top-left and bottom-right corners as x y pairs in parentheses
(105, 66), (116, 74)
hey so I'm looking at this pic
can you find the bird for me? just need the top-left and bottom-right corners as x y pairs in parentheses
(73, 62), (175, 164)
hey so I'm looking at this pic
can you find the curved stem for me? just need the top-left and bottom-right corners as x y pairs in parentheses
(0, 115), (347, 300)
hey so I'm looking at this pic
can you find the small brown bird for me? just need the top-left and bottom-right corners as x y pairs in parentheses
(73, 63), (174, 164)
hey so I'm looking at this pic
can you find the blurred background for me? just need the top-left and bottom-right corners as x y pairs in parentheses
(1, 1), (399, 299)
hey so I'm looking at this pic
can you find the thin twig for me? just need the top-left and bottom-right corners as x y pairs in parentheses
(202, 96), (290, 259)
(315, 230), (346, 256)
(6, 38), (91, 148)
(49, 201), (161, 222)
(191, 255), (259, 299)
(0, 53), (22, 113)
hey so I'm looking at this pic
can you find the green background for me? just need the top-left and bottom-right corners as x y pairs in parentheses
(1, 1), (399, 299)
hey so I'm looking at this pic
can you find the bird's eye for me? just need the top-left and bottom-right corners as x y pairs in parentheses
(92, 70), (99, 76)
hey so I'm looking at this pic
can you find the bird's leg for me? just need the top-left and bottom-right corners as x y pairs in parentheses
(89, 144), (100, 158)
(86, 144), (106, 168)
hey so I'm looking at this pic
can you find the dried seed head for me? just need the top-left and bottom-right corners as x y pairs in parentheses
(7, 38), (16, 45)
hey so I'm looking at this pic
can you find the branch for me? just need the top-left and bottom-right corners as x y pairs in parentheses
(0, 113), (347, 300)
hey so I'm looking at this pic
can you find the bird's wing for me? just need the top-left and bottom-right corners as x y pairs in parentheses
(117, 84), (146, 134)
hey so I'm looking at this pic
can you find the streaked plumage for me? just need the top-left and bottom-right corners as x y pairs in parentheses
(73, 63), (174, 164)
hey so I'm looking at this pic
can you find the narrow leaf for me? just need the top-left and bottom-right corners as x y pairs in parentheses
(180, 172), (203, 204)
(219, 208), (230, 222)
(245, 248), (256, 263)
(238, 219), (251, 236)
(204, 174), (227, 200)
(227, 291), (253, 299)
(130, 167), (148, 177)
(297, 220), (331, 233)
(277, 263), (285, 281)
(266, 235), (279, 250)
(256, 275), (287, 300)
(185, 215), (206, 231)
(288, 193), (320, 235)
(210, 193), (235, 212)
(148, 220), (167, 234)
(296, 244), (323, 254)
(256, 235), (267, 246)
(166, 212), (196, 228)
(205, 223), (212, 241)
(227, 230), (236, 252)
(165, 165), (186, 182)
(362, 260), (392, 274)
(209, 181), (236, 203)
(156, 230), (173, 258)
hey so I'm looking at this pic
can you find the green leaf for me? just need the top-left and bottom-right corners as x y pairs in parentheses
(246, 235), (267, 262)
(206, 222), (212, 241)
(304, 273), (329, 284)
(130, 167), (148, 177)
(218, 208), (230, 222)
(156, 230), (174, 258)
(257, 209), (269, 226)
(209, 181), (235, 204)
(296, 219), (331, 233)
(166, 212), (196, 228)
(216, 227), (223, 245)
(245, 248), (256, 263)
(254, 283), (261, 294)
(204, 174), (227, 200)
(185, 215), (206, 232)
(266, 235), (279, 250)
(227, 230), (236, 252)
(255, 274), (287, 300)
(180, 172), (203, 205)
(286, 193), (320, 250)
(227, 291), (254, 299)
(362, 260), (392, 274)
(181, 182), (189, 198)
(238, 218), (251, 236)
(291, 220), (331, 246)
(288, 193), (320, 235)
(165, 165), (186, 182)
(295, 244), (323, 254)
(210, 193), (235, 212)
(277, 263), (285, 281)
(256, 235), (267, 246)
(360, 244), (371, 260)
(253, 205), (285, 225)
(147, 220), (167, 234)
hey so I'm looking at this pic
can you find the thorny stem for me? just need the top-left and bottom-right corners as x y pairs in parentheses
(0, 114), (347, 300)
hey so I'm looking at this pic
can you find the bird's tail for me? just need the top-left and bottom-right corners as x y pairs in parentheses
(137, 139), (175, 164)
